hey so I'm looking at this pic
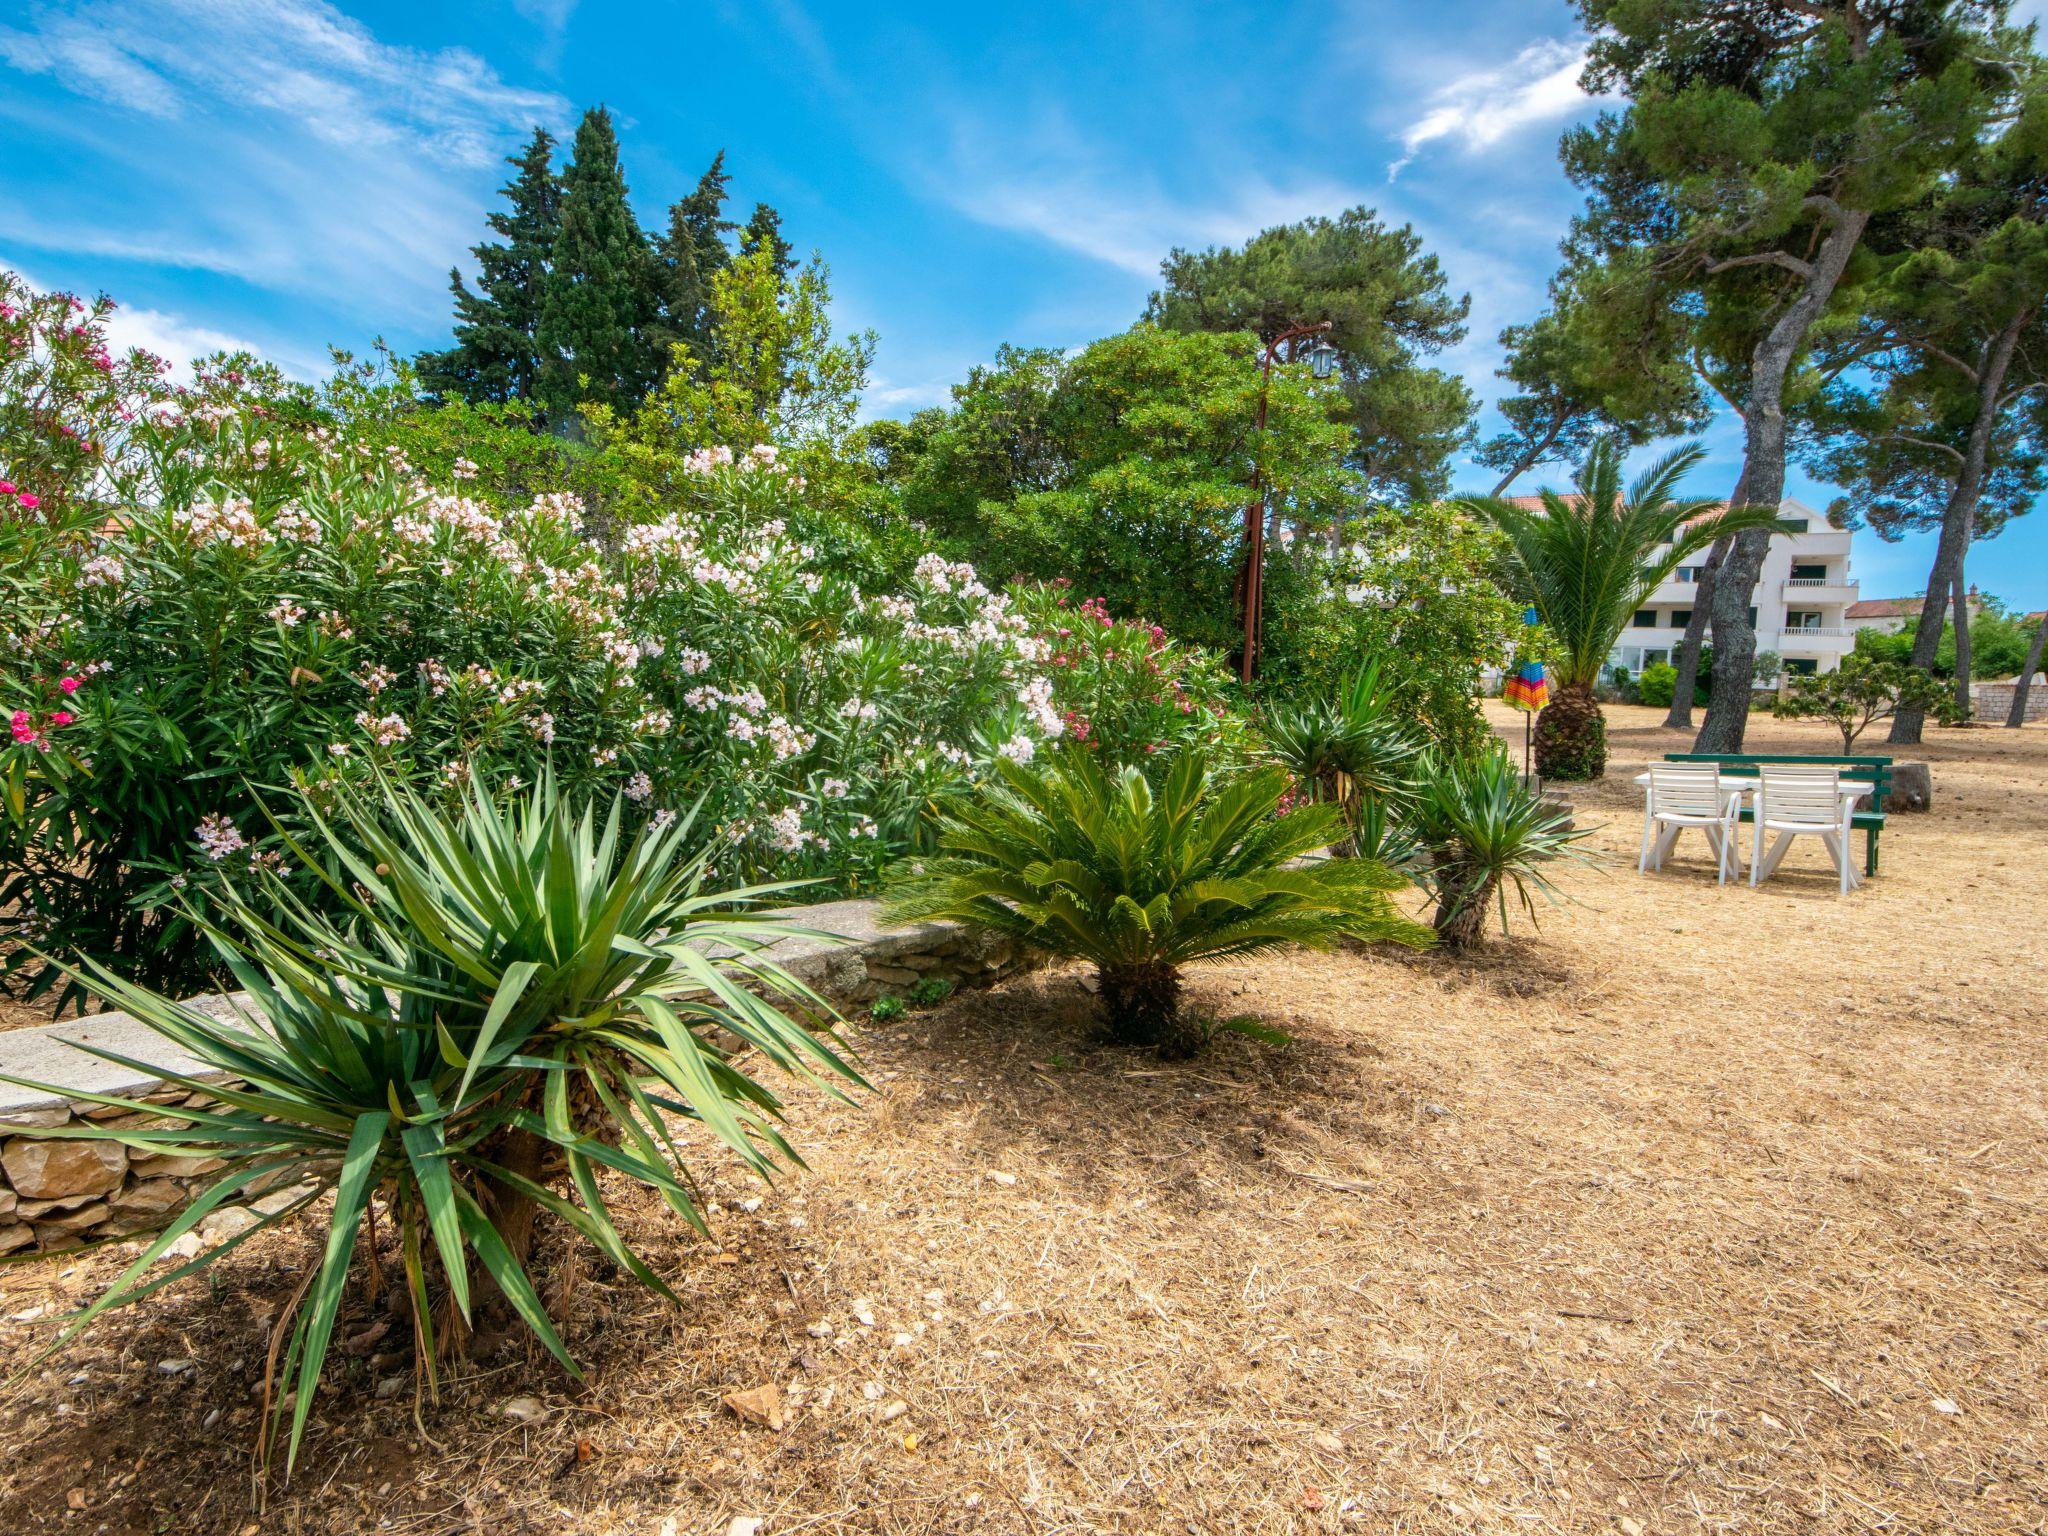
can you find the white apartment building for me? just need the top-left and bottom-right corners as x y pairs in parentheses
(1607, 498), (1859, 679)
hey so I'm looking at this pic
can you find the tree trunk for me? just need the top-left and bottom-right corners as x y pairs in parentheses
(1534, 680), (1607, 781)
(1696, 207), (1871, 754)
(1891, 307), (2029, 744)
(1434, 871), (1501, 951)
(1097, 962), (1196, 1058)
(2007, 608), (2048, 727)
(1666, 497), (1741, 730)
(1951, 561), (1973, 722)
(1487, 406), (1568, 497)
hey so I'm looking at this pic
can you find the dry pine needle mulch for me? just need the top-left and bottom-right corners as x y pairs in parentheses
(0, 705), (2044, 1535)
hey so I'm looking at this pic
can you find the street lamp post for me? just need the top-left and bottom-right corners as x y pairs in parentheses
(1235, 322), (1338, 685)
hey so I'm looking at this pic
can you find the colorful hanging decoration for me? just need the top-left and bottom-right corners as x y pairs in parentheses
(1503, 607), (1549, 713)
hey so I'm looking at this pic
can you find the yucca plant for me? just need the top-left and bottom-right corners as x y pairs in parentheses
(885, 750), (1432, 1058)
(1459, 440), (1783, 779)
(1, 772), (861, 1474)
(1405, 746), (1599, 949)
(1260, 659), (1424, 859)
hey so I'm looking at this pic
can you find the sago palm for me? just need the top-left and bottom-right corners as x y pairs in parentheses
(885, 750), (1432, 1058)
(1461, 440), (1782, 779)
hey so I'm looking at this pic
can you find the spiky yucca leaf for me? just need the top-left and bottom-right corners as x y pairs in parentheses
(1, 770), (862, 1474)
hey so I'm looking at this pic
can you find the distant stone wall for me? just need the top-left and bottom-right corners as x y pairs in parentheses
(1972, 679), (2046, 723)
(0, 900), (1038, 1255)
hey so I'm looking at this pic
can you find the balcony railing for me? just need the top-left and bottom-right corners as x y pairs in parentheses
(1785, 577), (1854, 588)
(1778, 627), (1855, 641)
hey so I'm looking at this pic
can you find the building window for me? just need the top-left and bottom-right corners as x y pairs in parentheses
(1786, 658), (1818, 675)
(1633, 609), (1657, 628)
(1787, 611), (1820, 629)
(1669, 609), (1691, 627)
(1779, 518), (1809, 534)
(1748, 607), (1758, 627)
(1676, 565), (1700, 582)
(1791, 563), (1828, 581)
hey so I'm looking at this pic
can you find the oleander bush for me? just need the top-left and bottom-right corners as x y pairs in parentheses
(3, 385), (1254, 1007)
(0, 771), (861, 1474)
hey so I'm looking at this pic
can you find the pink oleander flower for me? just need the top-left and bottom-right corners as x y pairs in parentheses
(58, 676), (80, 694)
(17, 494), (40, 510)
(0, 482), (15, 496)
(48, 710), (73, 727)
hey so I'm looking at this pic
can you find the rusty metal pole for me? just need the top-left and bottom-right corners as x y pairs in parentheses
(1236, 321), (1332, 685)
(1238, 349), (1275, 685)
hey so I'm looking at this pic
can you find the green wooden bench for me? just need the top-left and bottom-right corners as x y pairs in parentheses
(1663, 753), (1893, 876)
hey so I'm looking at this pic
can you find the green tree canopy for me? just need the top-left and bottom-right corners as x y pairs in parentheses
(537, 107), (664, 418)
(1477, 255), (1709, 494)
(1146, 208), (1474, 503)
(1564, 0), (2027, 748)
(418, 127), (561, 407)
(885, 325), (1354, 656)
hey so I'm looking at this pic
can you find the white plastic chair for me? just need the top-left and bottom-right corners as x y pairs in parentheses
(1750, 765), (1855, 895)
(1640, 764), (1742, 884)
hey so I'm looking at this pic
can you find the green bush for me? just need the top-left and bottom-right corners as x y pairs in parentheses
(0, 772), (861, 1472)
(1636, 661), (1679, 708)
(907, 975), (955, 1006)
(884, 750), (1431, 1058)
(2, 411), (1089, 1007)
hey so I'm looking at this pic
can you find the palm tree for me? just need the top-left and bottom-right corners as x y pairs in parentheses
(1461, 441), (1784, 780)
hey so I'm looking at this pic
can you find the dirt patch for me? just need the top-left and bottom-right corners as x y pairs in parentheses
(0, 706), (2043, 1533)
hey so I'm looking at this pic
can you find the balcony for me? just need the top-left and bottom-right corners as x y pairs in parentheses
(1783, 577), (1859, 604)
(1775, 626), (1856, 653)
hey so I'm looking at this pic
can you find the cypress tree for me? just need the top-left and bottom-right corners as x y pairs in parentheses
(740, 202), (795, 277)
(418, 127), (561, 405)
(537, 106), (662, 417)
(651, 152), (735, 365)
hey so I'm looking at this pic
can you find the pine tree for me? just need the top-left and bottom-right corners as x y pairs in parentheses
(651, 152), (735, 365)
(418, 127), (561, 405)
(1565, 0), (2028, 752)
(537, 106), (662, 418)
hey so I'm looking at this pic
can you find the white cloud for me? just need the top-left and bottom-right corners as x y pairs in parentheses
(937, 116), (1372, 280)
(0, 1), (568, 324)
(862, 376), (956, 416)
(1388, 39), (1603, 180)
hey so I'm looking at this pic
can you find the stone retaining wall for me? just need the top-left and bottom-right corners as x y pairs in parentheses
(1972, 679), (2046, 723)
(0, 900), (1036, 1256)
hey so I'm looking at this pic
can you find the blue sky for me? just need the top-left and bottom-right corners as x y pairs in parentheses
(3, 0), (2043, 609)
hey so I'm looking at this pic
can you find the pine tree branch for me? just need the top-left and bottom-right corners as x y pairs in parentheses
(1706, 250), (1815, 280)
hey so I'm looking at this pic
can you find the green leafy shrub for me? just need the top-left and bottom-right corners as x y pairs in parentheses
(1010, 582), (1247, 770)
(1, 772), (861, 1472)
(884, 751), (1431, 1058)
(1636, 662), (1679, 709)
(1773, 654), (1951, 748)
(1406, 746), (1598, 950)
(869, 994), (907, 1023)
(3, 410), (1096, 1006)
(907, 974), (955, 1006)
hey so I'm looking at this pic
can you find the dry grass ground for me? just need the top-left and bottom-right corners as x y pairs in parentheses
(1, 706), (2043, 1535)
